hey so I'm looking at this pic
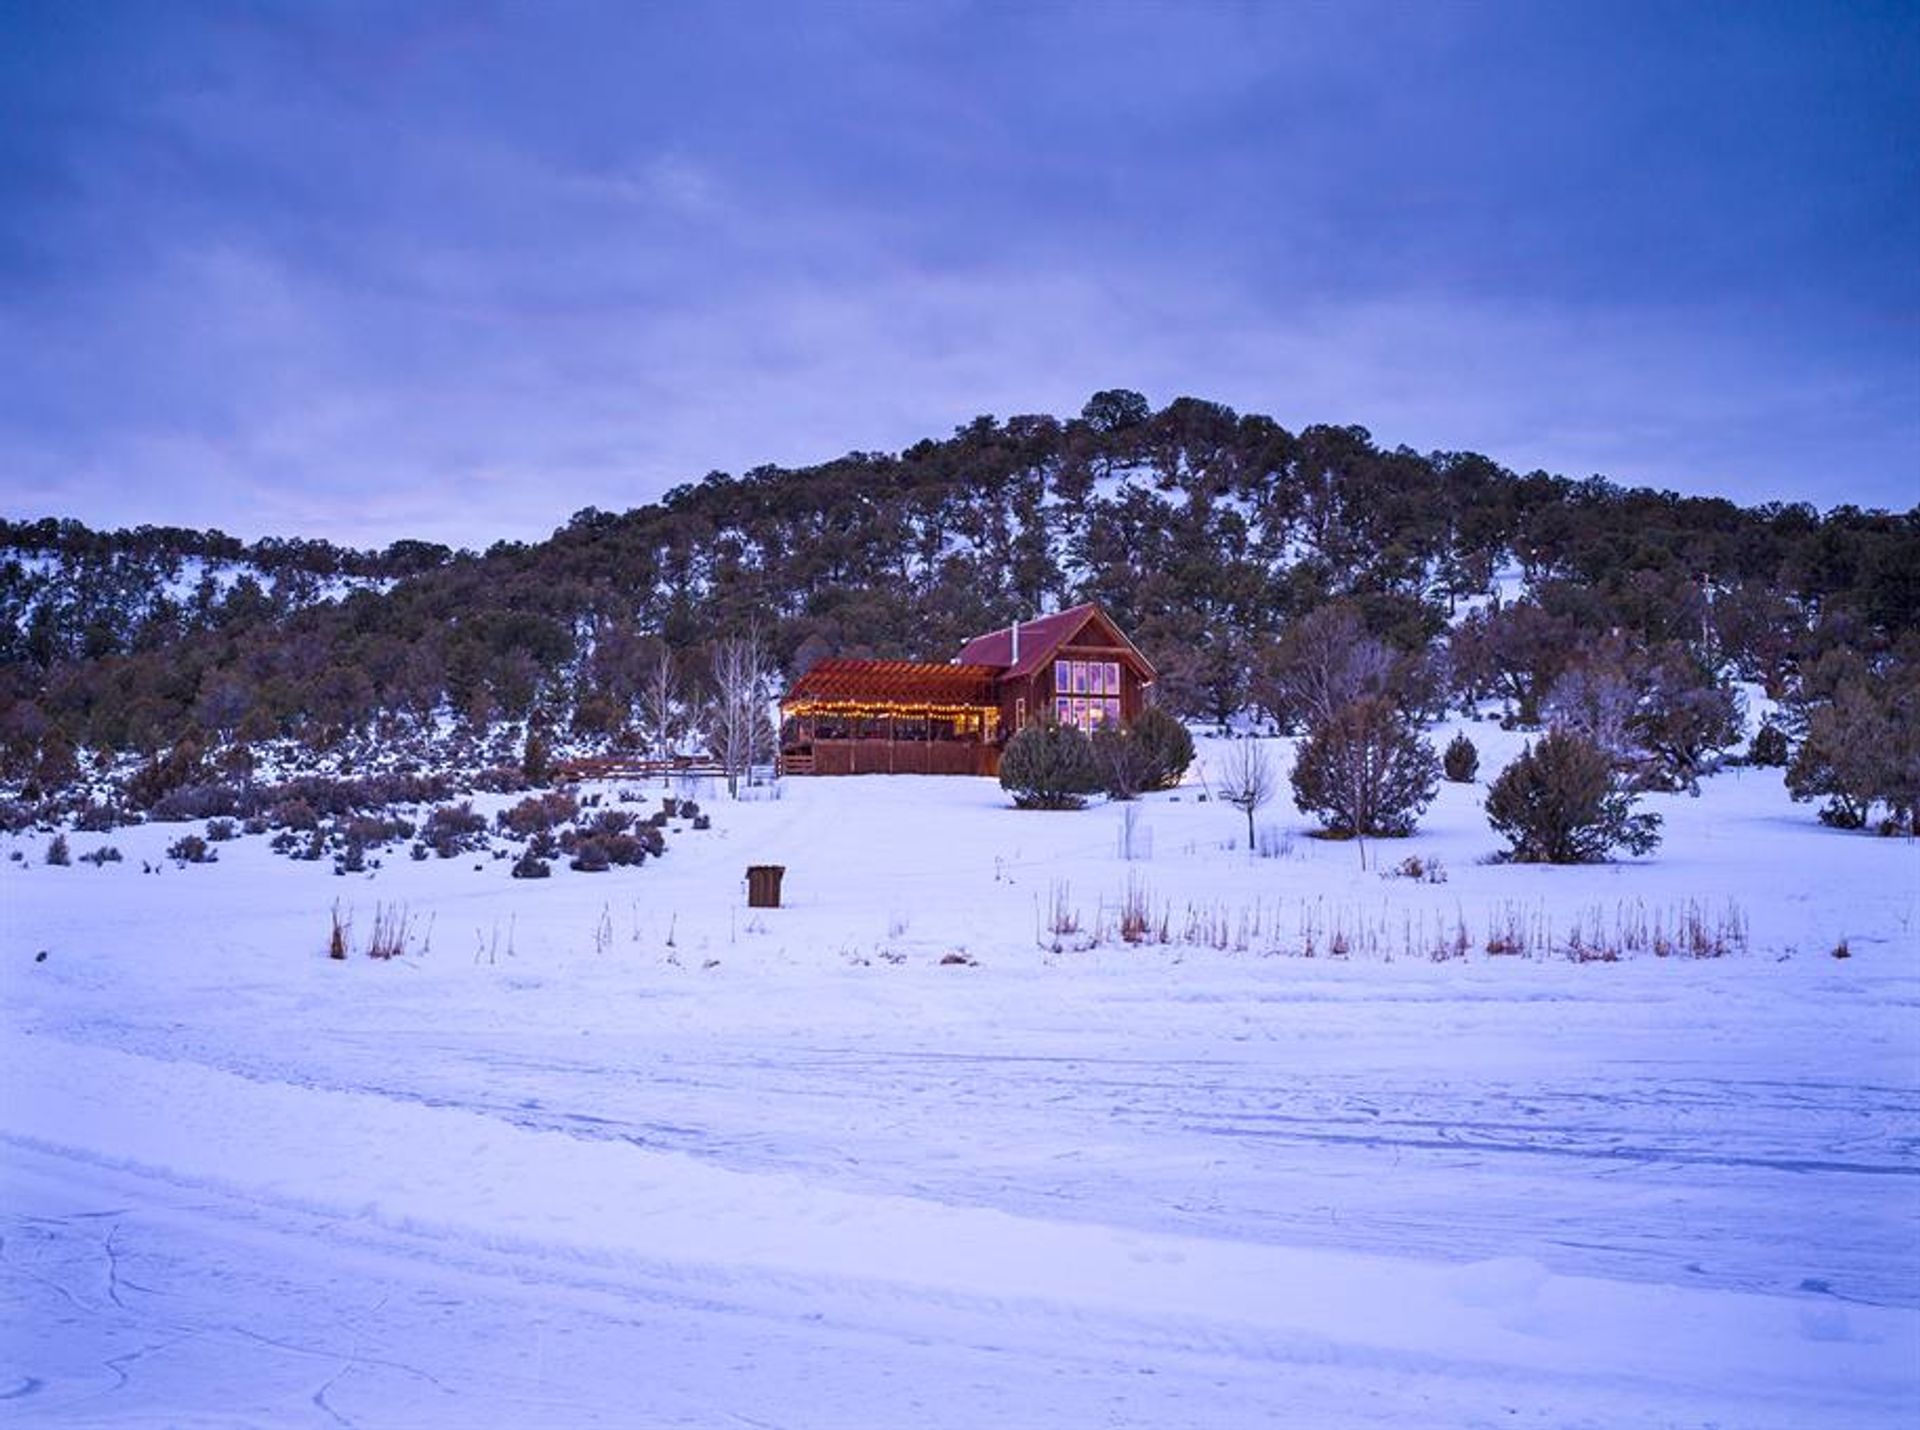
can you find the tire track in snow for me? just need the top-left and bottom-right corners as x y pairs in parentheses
(23, 1019), (1919, 1308)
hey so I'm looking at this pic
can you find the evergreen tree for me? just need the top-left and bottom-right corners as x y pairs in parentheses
(999, 721), (1102, 810)
(1442, 732), (1479, 782)
(1290, 698), (1440, 839)
(1486, 729), (1663, 863)
(1130, 704), (1195, 791)
(1092, 726), (1152, 801)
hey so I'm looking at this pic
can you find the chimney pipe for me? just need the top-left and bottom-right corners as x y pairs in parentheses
(1011, 619), (1020, 666)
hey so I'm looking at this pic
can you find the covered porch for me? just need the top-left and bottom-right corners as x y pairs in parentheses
(780, 660), (1003, 777)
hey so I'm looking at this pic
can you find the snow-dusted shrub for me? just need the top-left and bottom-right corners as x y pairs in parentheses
(1290, 698), (1439, 839)
(341, 813), (413, 847)
(125, 739), (207, 811)
(166, 833), (217, 865)
(556, 815), (661, 864)
(584, 809), (636, 839)
(205, 817), (236, 842)
(359, 771), (452, 808)
(74, 801), (121, 832)
(269, 797), (321, 830)
(150, 781), (244, 822)
(1130, 705), (1195, 791)
(79, 845), (122, 866)
(1486, 729), (1662, 863)
(510, 852), (551, 879)
(1384, 854), (1447, 884)
(497, 791), (577, 838)
(1442, 733), (1479, 783)
(45, 833), (69, 866)
(423, 802), (488, 858)
(1747, 722), (1789, 768)
(469, 765), (531, 795)
(597, 833), (648, 867)
(569, 838), (610, 873)
(999, 722), (1102, 810)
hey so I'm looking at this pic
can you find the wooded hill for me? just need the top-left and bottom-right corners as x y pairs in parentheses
(3, 391), (1915, 805)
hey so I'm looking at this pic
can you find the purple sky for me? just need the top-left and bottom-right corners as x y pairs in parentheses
(3, 1), (1915, 549)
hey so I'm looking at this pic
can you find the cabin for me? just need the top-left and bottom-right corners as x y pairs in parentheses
(779, 602), (1156, 776)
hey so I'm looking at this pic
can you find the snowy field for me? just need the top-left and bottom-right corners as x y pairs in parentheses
(4, 722), (1918, 1427)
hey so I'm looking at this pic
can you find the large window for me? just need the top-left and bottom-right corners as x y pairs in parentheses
(1052, 659), (1123, 733)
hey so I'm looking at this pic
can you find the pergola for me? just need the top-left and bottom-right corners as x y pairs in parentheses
(782, 659), (1001, 740)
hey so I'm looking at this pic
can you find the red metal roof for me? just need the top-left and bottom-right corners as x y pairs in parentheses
(784, 659), (1000, 707)
(952, 602), (1156, 682)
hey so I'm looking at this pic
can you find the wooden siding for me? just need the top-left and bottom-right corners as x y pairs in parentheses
(1002, 637), (1149, 736)
(805, 738), (998, 777)
(777, 601), (1154, 775)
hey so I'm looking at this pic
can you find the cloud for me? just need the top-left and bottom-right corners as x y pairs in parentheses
(7, 234), (1909, 551)
(1, 1), (1913, 547)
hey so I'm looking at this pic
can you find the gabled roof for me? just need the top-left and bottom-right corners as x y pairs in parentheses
(784, 659), (1000, 707)
(952, 602), (1156, 682)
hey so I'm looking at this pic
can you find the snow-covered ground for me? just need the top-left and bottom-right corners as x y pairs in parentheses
(4, 725), (1917, 1426)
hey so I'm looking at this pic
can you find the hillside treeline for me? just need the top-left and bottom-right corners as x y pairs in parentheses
(2, 391), (1915, 823)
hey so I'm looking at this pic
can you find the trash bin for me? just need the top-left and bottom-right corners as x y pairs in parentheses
(746, 865), (785, 908)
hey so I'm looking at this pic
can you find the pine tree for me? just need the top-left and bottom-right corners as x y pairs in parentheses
(1442, 732), (1480, 782)
(1486, 729), (1662, 863)
(1130, 705), (1195, 791)
(1290, 697), (1440, 839)
(999, 721), (1102, 810)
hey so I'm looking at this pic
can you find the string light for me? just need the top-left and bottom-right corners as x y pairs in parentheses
(783, 701), (997, 721)
(781, 698), (998, 742)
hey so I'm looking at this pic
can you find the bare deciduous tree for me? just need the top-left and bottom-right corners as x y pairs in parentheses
(709, 629), (777, 799)
(1543, 661), (1641, 765)
(1261, 604), (1397, 730)
(641, 646), (681, 781)
(1214, 739), (1276, 853)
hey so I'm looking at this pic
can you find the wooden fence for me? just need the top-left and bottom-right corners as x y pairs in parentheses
(555, 755), (781, 783)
